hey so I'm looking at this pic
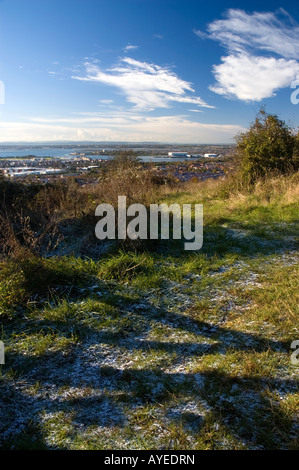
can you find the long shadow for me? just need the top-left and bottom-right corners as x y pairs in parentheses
(1, 286), (298, 449)
(1, 346), (298, 449)
(14, 290), (291, 356)
(155, 224), (299, 260)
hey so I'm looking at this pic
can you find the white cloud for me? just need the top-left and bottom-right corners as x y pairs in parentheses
(202, 8), (299, 59)
(123, 44), (139, 52)
(72, 57), (213, 110)
(0, 114), (245, 143)
(99, 99), (114, 104)
(209, 54), (299, 101)
(196, 8), (299, 101)
(193, 29), (207, 40)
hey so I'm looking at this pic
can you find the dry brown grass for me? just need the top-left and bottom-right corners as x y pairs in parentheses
(165, 170), (299, 206)
(87, 167), (159, 207)
(1, 166), (298, 259)
(0, 163), (166, 258)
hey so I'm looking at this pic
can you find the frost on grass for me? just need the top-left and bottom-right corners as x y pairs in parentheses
(1, 247), (298, 449)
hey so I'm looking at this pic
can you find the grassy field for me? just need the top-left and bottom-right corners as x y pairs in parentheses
(0, 174), (298, 449)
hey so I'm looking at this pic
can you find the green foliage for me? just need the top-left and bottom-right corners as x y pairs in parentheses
(1, 171), (298, 450)
(0, 256), (98, 319)
(98, 251), (154, 280)
(0, 264), (27, 319)
(293, 131), (299, 164)
(236, 108), (297, 183)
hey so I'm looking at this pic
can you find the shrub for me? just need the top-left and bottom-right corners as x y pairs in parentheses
(235, 108), (297, 183)
(293, 131), (299, 165)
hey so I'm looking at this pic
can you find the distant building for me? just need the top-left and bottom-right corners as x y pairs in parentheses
(204, 153), (219, 158)
(1, 167), (61, 177)
(168, 152), (188, 157)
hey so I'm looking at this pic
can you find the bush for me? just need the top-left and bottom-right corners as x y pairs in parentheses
(97, 151), (158, 207)
(235, 108), (297, 183)
(293, 131), (299, 164)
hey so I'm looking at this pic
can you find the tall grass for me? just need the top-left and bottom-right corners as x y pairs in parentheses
(0, 165), (298, 260)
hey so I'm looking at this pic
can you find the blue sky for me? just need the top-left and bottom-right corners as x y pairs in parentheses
(0, 0), (299, 143)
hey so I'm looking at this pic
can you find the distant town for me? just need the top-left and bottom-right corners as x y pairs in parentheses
(0, 143), (236, 184)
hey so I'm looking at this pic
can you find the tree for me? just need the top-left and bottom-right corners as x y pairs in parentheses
(98, 149), (141, 183)
(111, 150), (141, 171)
(235, 108), (297, 183)
(293, 131), (299, 165)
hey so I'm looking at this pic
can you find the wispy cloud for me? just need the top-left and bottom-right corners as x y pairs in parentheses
(123, 44), (139, 52)
(196, 8), (299, 101)
(99, 99), (114, 105)
(72, 57), (214, 110)
(5, 112), (244, 143)
(201, 8), (299, 59)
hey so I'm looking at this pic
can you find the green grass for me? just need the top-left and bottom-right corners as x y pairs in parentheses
(0, 175), (298, 450)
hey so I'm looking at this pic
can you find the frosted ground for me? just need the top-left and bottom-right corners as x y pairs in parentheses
(0, 188), (298, 450)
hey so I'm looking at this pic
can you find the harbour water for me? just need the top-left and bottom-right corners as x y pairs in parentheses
(0, 147), (201, 163)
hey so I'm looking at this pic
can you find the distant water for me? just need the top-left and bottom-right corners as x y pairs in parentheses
(0, 147), (96, 159)
(0, 147), (199, 163)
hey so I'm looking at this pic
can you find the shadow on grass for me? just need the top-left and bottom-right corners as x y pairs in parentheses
(1, 288), (298, 450)
(155, 224), (298, 259)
